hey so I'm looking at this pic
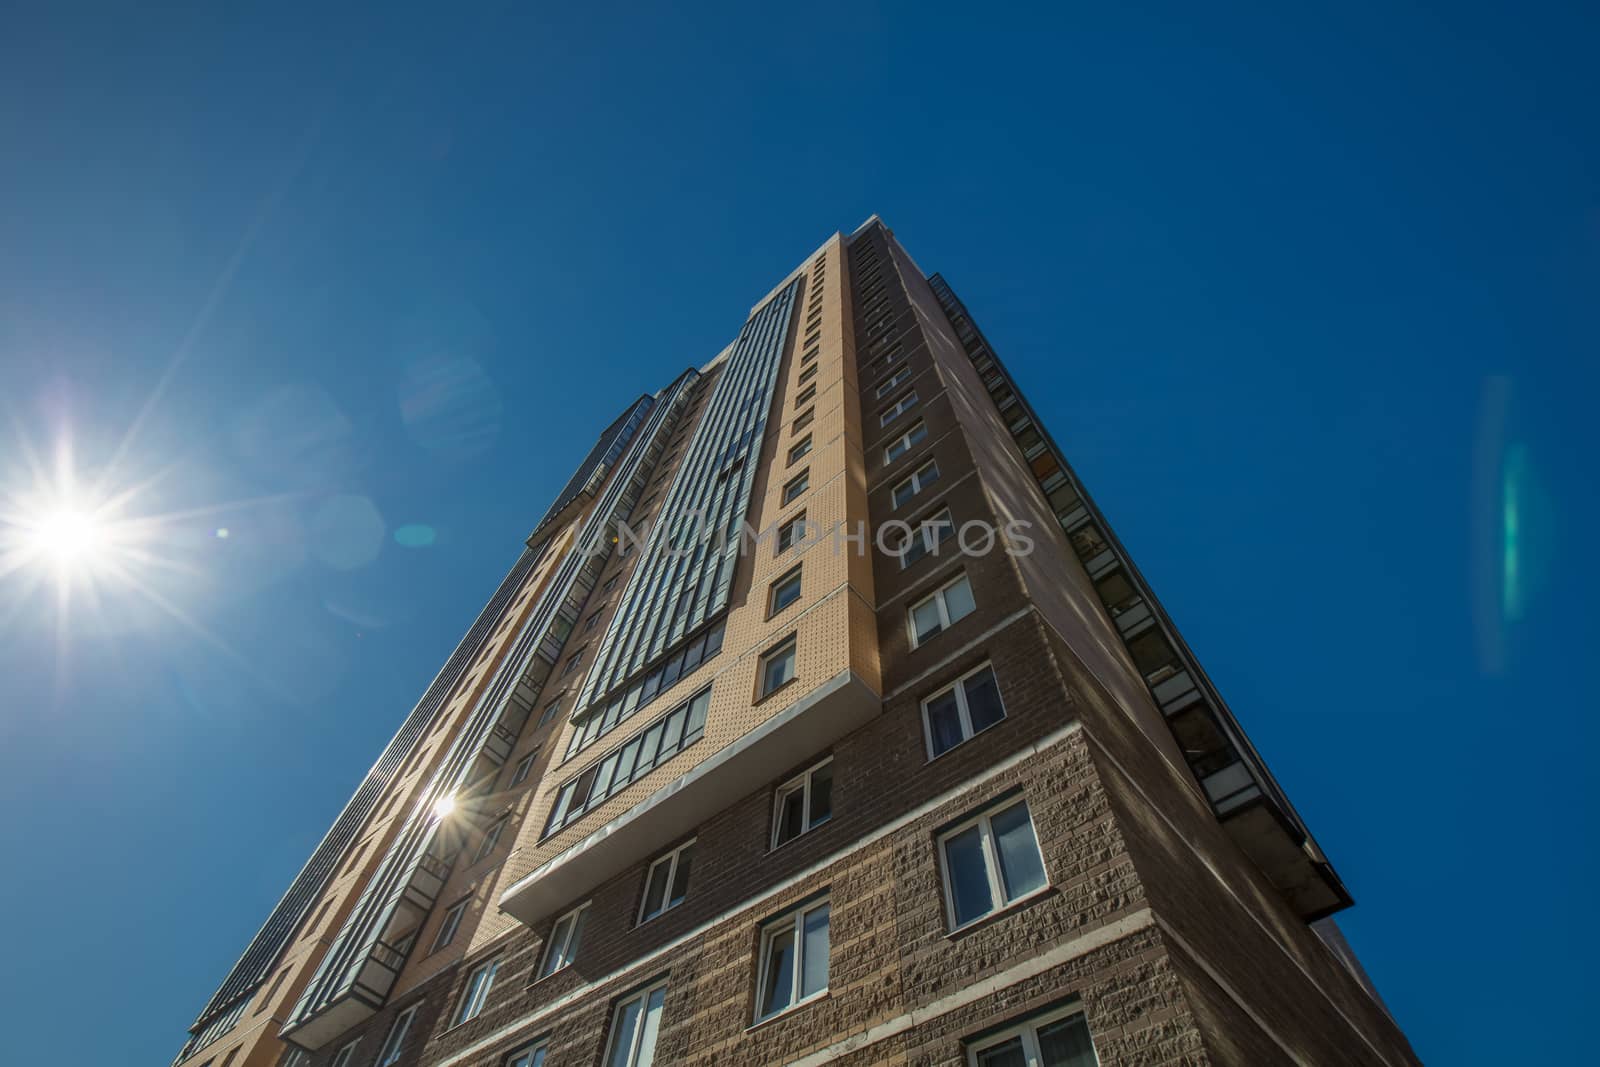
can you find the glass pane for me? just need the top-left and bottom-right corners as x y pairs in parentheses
(962, 668), (1005, 734)
(634, 986), (666, 1067)
(911, 599), (943, 643)
(637, 724), (664, 772)
(659, 710), (685, 754)
(564, 907), (587, 965)
(607, 998), (642, 1067)
(925, 691), (965, 756)
(943, 576), (975, 623)
(642, 860), (671, 919)
(669, 845), (693, 905)
(776, 786), (805, 845)
(684, 690), (710, 739)
(808, 764), (833, 827)
(975, 1037), (1028, 1067)
(540, 914), (572, 977)
(760, 928), (797, 1017)
(893, 481), (914, 508)
(800, 904), (830, 998)
(1037, 1015), (1097, 1067)
(944, 825), (995, 926)
(991, 803), (1046, 901)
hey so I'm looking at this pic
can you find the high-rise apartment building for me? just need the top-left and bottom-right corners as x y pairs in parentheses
(172, 218), (1417, 1067)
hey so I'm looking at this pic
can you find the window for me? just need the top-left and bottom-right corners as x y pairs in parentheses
(897, 507), (955, 569)
(909, 573), (976, 647)
(891, 458), (941, 509)
(510, 750), (537, 786)
(769, 567), (803, 615)
(883, 420), (927, 463)
(922, 663), (1006, 758)
(453, 958), (499, 1025)
(879, 390), (919, 426)
(584, 610), (606, 633)
(472, 818), (508, 864)
(797, 363), (818, 385)
(506, 1039), (549, 1067)
(604, 979), (667, 1067)
(755, 898), (831, 1021)
(561, 646), (588, 677)
(788, 436), (813, 465)
(967, 1004), (1098, 1067)
(772, 758), (833, 848)
(638, 840), (695, 923)
(602, 575), (619, 593)
(537, 902), (589, 979)
(792, 407), (814, 433)
(376, 1003), (420, 1067)
(760, 637), (797, 697)
(538, 698), (562, 727)
(776, 513), (808, 553)
(875, 365), (913, 398)
(938, 796), (1047, 930)
(795, 383), (817, 407)
(782, 469), (810, 505)
(431, 897), (469, 953)
(330, 1039), (361, 1067)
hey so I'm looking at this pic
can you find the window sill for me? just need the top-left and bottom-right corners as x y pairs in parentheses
(745, 990), (830, 1033)
(944, 885), (1056, 941)
(753, 675), (800, 707)
(767, 814), (832, 855)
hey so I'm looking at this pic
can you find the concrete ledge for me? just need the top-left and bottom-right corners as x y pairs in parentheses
(499, 669), (881, 927)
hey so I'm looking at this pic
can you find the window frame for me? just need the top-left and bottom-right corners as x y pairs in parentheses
(452, 957), (500, 1026)
(754, 896), (832, 1023)
(603, 978), (669, 1067)
(375, 1002), (421, 1067)
(788, 436), (813, 465)
(891, 457), (941, 509)
(775, 512), (808, 554)
(964, 1003), (1096, 1067)
(758, 636), (798, 698)
(782, 468), (810, 505)
(921, 662), (1007, 759)
(770, 757), (833, 850)
(936, 795), (1049, 932)
(430, 895), (470, 953)
(897, 506), (955, 569)
(883, 420), (927, 464)
(908, 571), (976, 648)
(510, 750), (537, 786)
(768, 565), (803, 617)
(330, 1038), (361, 1067)
(637, 839), (696, 925)
(505, 1038), (550, 1067)
(536, 901), (589, 980)
(878, 389), (920, 427)
(874, 364), (913, 398)
(472, 817), (508, 864)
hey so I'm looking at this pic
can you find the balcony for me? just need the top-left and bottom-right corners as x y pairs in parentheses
(501, 669), (879, 927)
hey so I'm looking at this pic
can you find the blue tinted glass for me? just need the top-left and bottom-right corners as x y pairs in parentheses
(945, 825), (994, 926)
(991, 803), (1046, 901)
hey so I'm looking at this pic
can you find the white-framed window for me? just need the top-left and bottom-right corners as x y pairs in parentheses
(897, 507), (955, 569)
(966, 1003), (1098, 1066)
(879, 390), (919, 426)
(922, 663), (1006, 758)
(452, 957), (499, 1025)
(506, 1038), (549, 1067)
(376, 1002), (420, 1067)
(938, 795), (1048, 930)
(510, 750), (537, 786)
(430, 896), (469, 953)
(330, 1038), (361, 1067)
(883, 420), (927, 463)
(875, 364), (913, 398)
(771, 757), (833, 849)
(760, 637), (798, 697)
(604, 979), (667, 1067)
(537, 902), (588, 979)
(908, 572), (976, 647)
(472, 818), (507, 864)
(782, 468), (810, 505)
(638, 840), (695, 924)
(769, 566), (803, 615)
(891, 458), (941, 509)
(755, 897), (831, 1022)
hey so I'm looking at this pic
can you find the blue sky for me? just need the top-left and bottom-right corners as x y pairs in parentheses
(1, 2), (1596, 1062)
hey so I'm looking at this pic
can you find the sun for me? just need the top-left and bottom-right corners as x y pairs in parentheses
(27, 505), (109, 564)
